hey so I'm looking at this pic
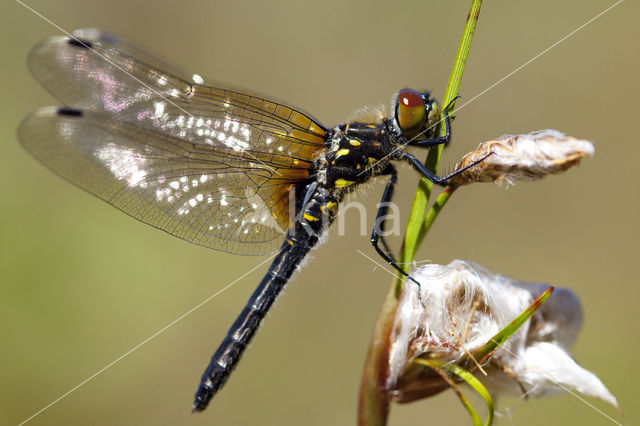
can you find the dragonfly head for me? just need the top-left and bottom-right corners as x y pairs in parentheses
(393, 88), (440, 142)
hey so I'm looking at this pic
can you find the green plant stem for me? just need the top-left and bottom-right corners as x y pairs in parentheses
(401, 0), (482, 271)
(357, 2), (482, 425)
(416, 185), (455, 246)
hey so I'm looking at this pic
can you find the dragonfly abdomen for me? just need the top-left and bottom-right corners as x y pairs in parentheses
(193, 239), (306, 411)
(193, 185), (338, 411)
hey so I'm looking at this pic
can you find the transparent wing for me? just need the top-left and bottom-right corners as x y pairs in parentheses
(27, 29), (327, 165)
(19, 29), (328, 255)
(18, 107), (312, 255)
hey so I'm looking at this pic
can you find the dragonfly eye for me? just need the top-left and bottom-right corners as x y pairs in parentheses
(395, 89), (428, 139)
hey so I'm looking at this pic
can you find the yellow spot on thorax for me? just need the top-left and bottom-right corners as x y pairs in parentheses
(335, 148), (350, 158)
(321, 201), (339, 214)
(349, 139), (361, 146)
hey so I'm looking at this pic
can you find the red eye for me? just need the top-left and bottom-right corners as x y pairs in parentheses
(398, 89), (424, 108)
(396, 89), (427, 136)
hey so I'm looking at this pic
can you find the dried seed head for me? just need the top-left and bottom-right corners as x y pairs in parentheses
(451, 130), (595, 187)
(388, 260), (617, 408)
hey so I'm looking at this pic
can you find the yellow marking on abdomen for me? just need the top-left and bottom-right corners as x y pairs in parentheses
(368, 157), (377, 165)
(335, 178), (354, 189)
(303, 213), (319, 222)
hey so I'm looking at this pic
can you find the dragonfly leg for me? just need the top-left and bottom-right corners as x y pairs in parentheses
(402, 151), (491, 186)
(370, 166), (427, 301)
(370, 165), (405, 276)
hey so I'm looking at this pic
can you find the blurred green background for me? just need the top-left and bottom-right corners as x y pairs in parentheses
(1, 0), (637, 425)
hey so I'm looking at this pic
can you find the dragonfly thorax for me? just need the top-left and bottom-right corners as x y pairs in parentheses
(316, 121), (397, 195)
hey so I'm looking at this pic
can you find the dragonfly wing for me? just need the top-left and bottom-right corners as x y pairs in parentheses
(26, 29), (326, 163)
(18, 107), (308, 255)
(21, 30), (329, 255)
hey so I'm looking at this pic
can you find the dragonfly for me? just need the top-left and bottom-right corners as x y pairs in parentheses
(18, 29), (485, 412)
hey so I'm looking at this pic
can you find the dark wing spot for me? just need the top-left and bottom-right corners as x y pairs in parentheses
(57, 108), (83, 117)
(67, 38), (93, 49)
